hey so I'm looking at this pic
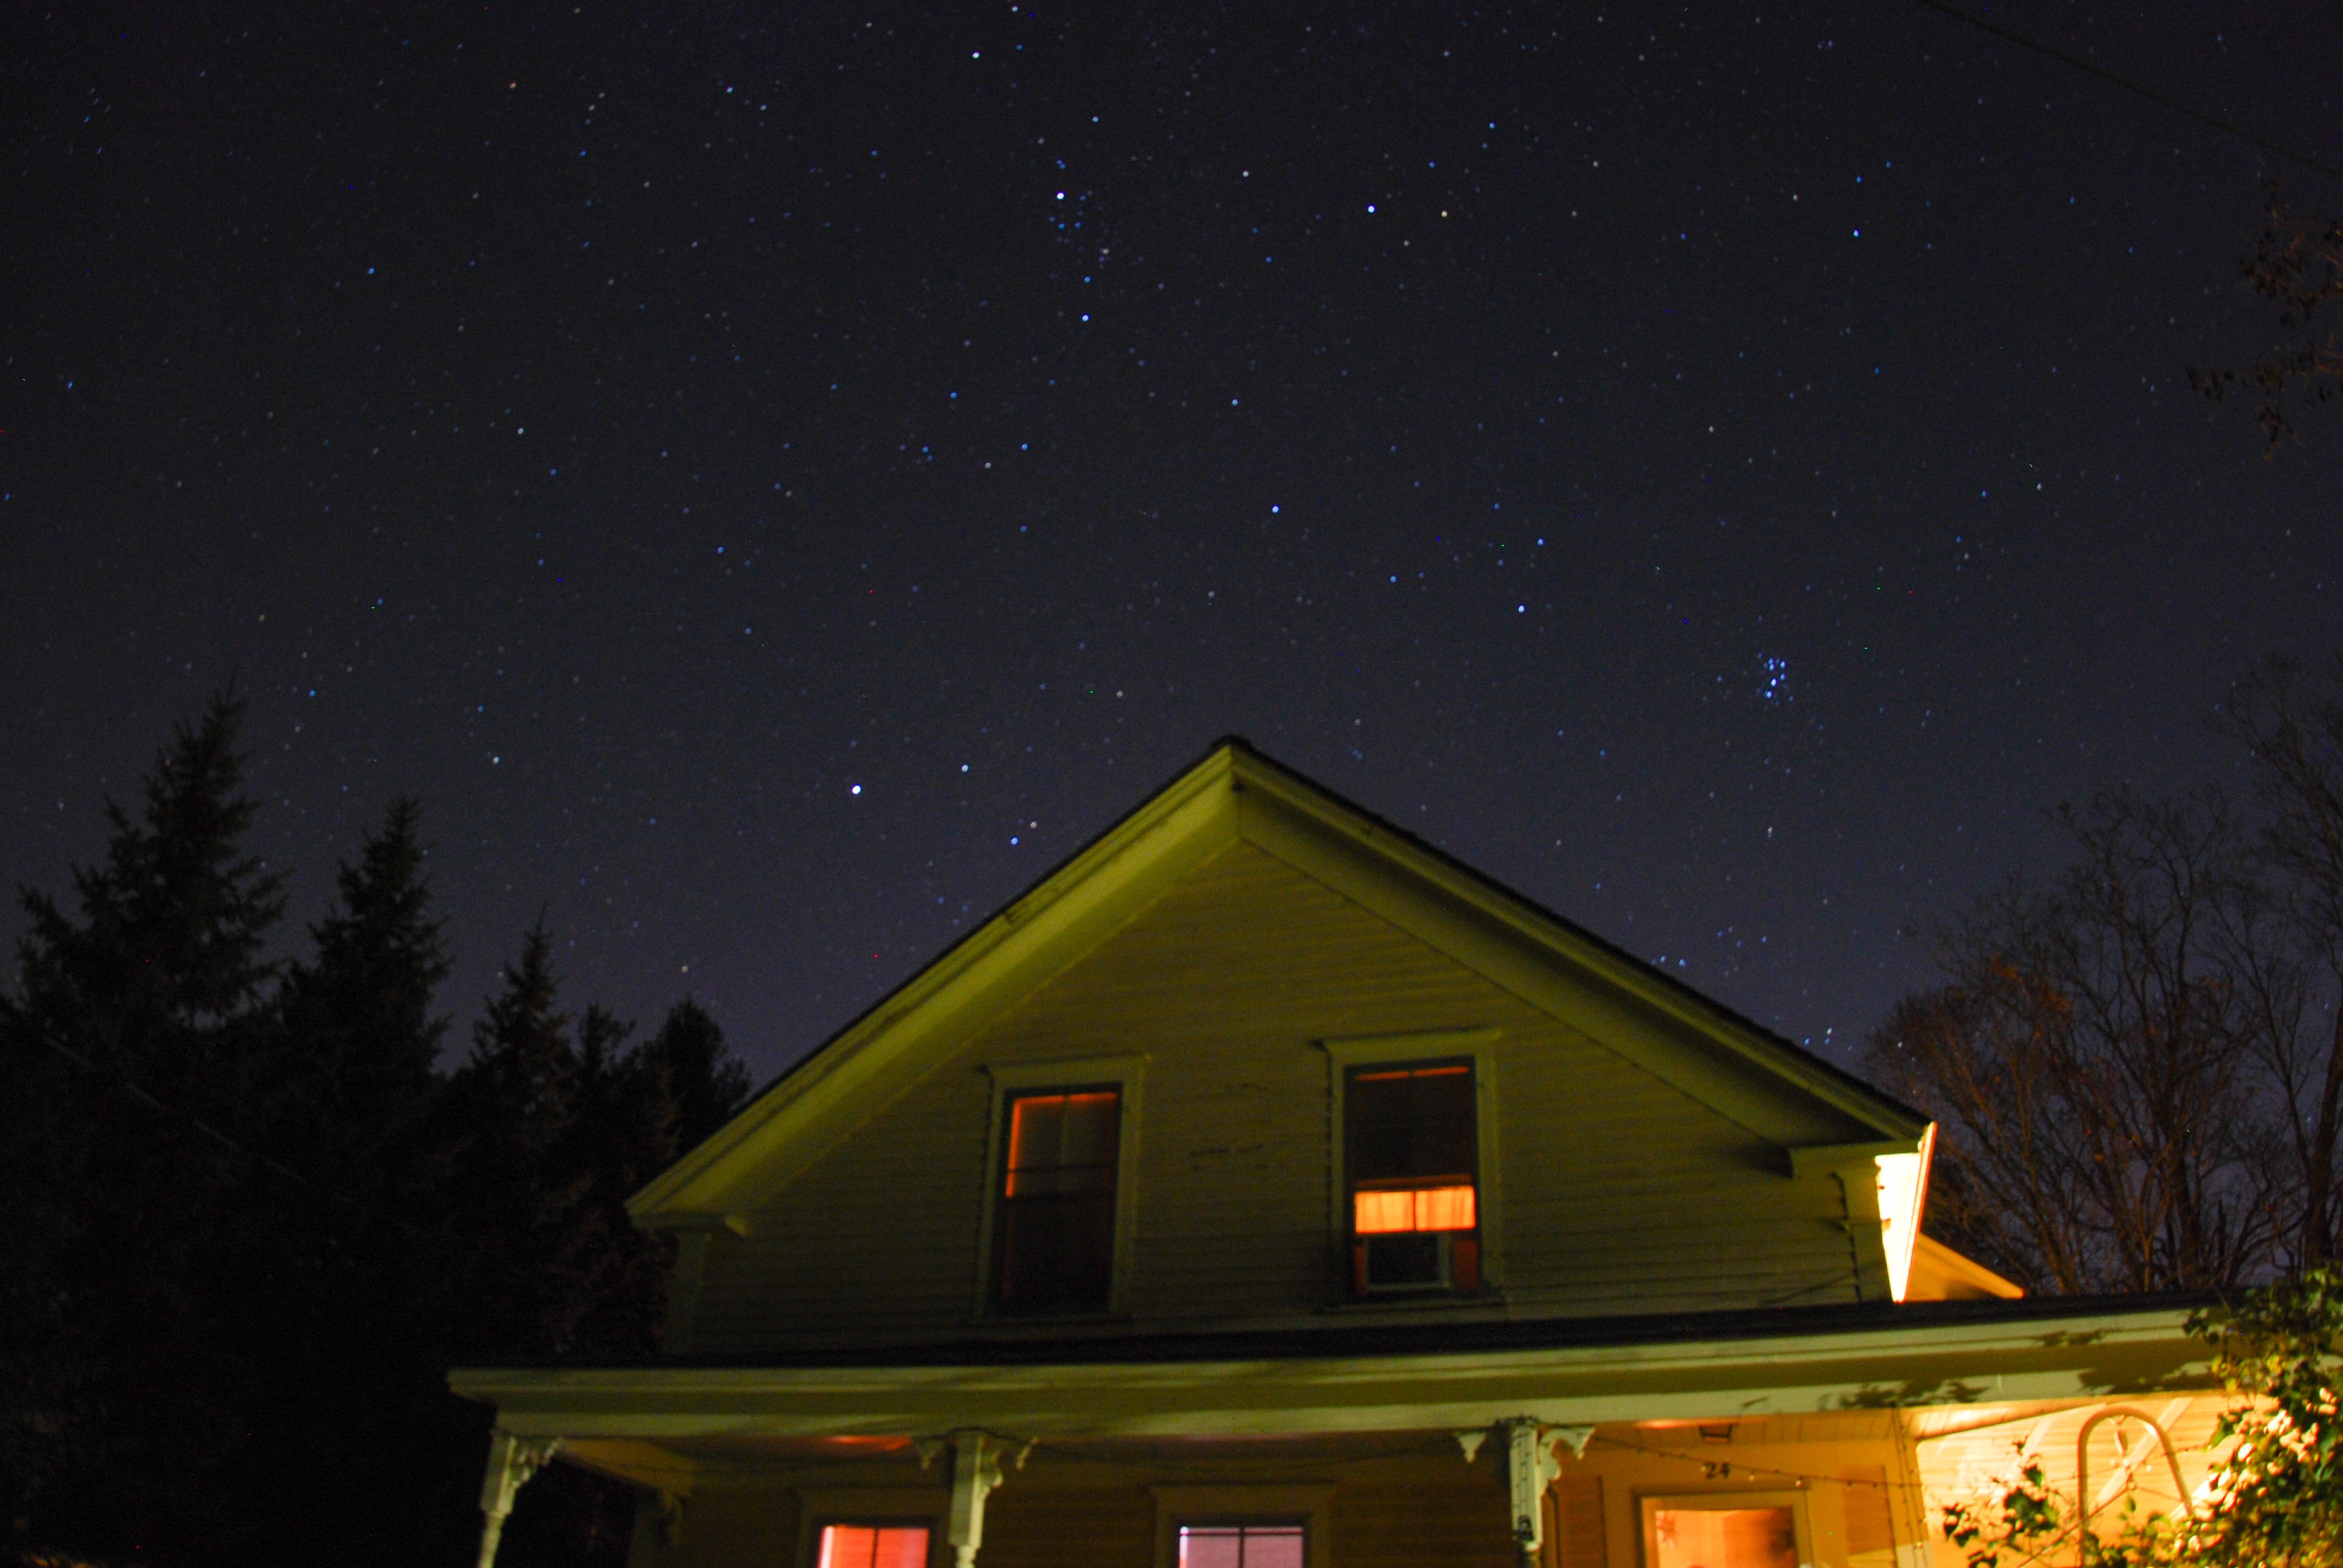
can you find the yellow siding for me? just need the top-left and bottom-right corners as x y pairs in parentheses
(693, 841), (1863, 1351)
(643, 1424), (1924, 1568)
(1545, 1474), (1607, 1568)
(660, 1485), (795, 1568)
(1841, 1465), (1896, 1568)
(1331, 1469), (1516, 1568)
(976, 1479), (1157, 1568)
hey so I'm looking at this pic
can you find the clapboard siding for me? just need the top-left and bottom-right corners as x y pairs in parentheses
(660, 1486), (797, 1568)
(973, 1481), (1157, 1568)
(690, 841), (1862, 1351)
(1332, 1471), (1516, 1568)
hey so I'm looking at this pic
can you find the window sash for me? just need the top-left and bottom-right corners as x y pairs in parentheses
(1343, 1063), (1478, 1232)
(818, 1523), (932, 1568)
(1176, 1522), (1307, 1568)
(994, 1086), (1121, 1312)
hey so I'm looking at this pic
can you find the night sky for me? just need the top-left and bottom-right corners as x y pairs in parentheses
(6, 2), (2340, 1083)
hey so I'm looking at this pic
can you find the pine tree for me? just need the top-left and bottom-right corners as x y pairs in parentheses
(213, 799), (458, 1566)
(436, 943), (671, 1568)
(1, 694), (286, 1562)
(277, 797), (450, 1196)
(644, 998), (755, 1152)
(438, 923), (588, 1359)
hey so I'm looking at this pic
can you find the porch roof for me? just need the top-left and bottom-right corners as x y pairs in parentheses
(452, 1293), (2216, 1452)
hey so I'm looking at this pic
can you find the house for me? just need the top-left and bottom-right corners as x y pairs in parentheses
(453, 740), (2226, 1568)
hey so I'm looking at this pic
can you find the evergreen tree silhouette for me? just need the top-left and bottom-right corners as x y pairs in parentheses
(2, 694), (286, 1563)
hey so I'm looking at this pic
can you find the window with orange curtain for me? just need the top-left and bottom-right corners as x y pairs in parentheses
(1346, 1062), (1479, 1292)
(818, 1523), (932, 1568)
(992, 1087), (1120, 1313)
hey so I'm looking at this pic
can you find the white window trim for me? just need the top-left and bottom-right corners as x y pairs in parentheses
(795, 1487), (948, 1568)
(1638, 1488), (1817, 1568)
(1320, 1027), (1504, 1293)
(974, 1053), (1149, 1319)
(1152, 1484), (1334, 1568)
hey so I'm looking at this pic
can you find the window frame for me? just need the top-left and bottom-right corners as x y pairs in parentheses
(794, 1488), (949, 1568)
(1320, 1028), (1503, 1299)
(1637, 1489), (1815, 1568)
(975, 1054), (1148, 1319)
(1152, 1486), (1333, 1568)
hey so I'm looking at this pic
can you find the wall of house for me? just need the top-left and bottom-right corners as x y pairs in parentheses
(647, 1419), (1942, 1568)
(689, 842), (1864, 1353)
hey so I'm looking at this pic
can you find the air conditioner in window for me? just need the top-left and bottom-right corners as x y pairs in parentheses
(1358, 1231), (1454, 1290)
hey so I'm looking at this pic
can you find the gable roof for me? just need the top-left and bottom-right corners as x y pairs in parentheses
(630, 738), (1929, 1227)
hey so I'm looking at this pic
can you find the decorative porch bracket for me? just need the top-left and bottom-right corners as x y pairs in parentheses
(1505, 1419), (1567, 1562)
(476, 1430), (563, 1568)
(1459, 1420), (1586, 1562)
(932, 1428), (1028, 1568)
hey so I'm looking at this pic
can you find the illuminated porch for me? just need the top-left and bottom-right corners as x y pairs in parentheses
(454, 1296), (2225, 1568)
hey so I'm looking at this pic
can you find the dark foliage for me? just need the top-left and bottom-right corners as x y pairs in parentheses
(1, 701), (752, 1567)
(1869, 658), (2343, 1293)
(2192, 185), (2343, 452)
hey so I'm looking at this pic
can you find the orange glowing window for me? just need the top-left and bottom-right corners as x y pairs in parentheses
(1346, 1060), (1480, 1292)
(992, 1087), (1120, 1313)
(818, 1524), (932, 1568)
(1353, 1184), (1477, 1233)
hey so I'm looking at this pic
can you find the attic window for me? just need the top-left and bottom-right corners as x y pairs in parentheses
(992, 1087), (1121, 1313)
(1346, 1062), (1480, 1292)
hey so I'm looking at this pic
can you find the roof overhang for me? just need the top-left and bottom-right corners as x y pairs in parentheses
(454, 1302), (2208, 1448)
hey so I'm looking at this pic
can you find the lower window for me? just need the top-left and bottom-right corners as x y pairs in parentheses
(817, 1523), (932, 1568)
(1176, 1523), (1306, 1568)
(1642, 1494), (1807, 1568)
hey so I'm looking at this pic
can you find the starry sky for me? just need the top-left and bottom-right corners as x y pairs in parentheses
(6, 2), (2341, 1082)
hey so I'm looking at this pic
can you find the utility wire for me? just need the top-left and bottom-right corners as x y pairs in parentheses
(1907, 0), (2343, 181)
(26, 1026), (425, 1238)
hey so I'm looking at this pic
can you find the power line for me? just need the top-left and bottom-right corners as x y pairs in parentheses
(1907, 0), (2342, 181)
(25, 1026), (424, 1239)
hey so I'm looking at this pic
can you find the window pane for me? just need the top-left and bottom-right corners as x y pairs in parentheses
(1352, 1185), (1478, 1233)
(819, 1524), (929, 1568)
(1180, 1527), (1245, 1568)
(1359, 1232), (1443, 1286)
(870, 1527), (931, 1568)
(1650, 1508), (1798, 1568)
(1179, 1524), (1305, 1568)
(1354, 1189), (1416, 1233)
(819, 1525), (873, 1568)
(1244, 1527), (1306, 1568)
(1348, 1064), (1475, 1183)
(1056, 1090), (1119, 1166)
(997, 1192), (1116, 1308)
(1415, 1184), (1475, 1230)
(1008, 1094), (1067, 1172)
(997, 1088), (1120, 1312)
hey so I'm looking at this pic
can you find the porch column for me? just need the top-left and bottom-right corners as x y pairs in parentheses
(936, 1428), (1024, 1568)
(1458, 1420), (1589, 1563)
(1507, 1420), (1566, 1562)
(476, 1429), (562, 1568)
